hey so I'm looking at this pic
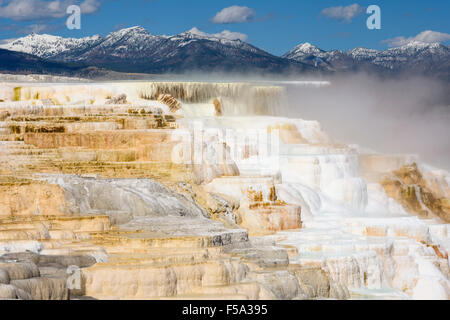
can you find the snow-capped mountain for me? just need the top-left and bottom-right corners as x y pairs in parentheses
(0, 26), (448, 77)
(282, 43), (358, 70)
(51, 26), (164, 62)
(283, 43), (327, 60)
(1, 26), (310, 74)
(372, 41), (450, 70)
(348, 47), (379, 61)
(283, 41), (450, 76)
(0, 33), (102, 59)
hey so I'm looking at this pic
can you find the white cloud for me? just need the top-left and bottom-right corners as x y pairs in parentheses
(80, 0), (100, 14)
(0, 0), (101, 21)
(212, 5), (255, 24)
(320, 3), (364, 22)
(188, 27), (248, 42)
(382, 30), (450, 47)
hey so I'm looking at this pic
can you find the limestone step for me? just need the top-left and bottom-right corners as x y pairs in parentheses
(90, 230), (247, 250)
(104, 249), (223, 265)
(0, 216), (111, 241)
(0, 216), (110, 233)
(0, 229), (50, 241)
(81, 257), (248, 299)
(186, 282), (276, 300)
(0, 141), (26, 147)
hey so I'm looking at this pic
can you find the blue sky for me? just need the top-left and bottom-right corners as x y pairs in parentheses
(0, 0), (449, 55)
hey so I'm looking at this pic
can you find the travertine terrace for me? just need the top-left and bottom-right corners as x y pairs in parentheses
(0, 79), (448, 300)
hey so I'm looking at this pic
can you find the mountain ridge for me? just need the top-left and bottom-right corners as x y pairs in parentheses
(1, 26), (311, 74)
(283, 40), (450, 78)
(0, 26), (449, 78)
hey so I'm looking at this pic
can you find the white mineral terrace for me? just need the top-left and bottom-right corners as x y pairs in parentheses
(0, 80), (448, 300)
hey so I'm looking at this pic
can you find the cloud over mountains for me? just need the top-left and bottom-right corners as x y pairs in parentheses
(383, 30), (450, 47)
(320, 3), (364, 22)
(212, 5), (256, 24)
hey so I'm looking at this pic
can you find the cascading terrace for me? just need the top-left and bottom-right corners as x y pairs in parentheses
(0, 79), (448, 300)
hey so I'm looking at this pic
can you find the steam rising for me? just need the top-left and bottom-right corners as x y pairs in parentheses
(283, 73), (450, 170)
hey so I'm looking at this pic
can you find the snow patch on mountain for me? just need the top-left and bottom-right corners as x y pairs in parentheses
(183, 27), (248, 42)
(282, 42), (326, 60)
(0, 33), (101, 59)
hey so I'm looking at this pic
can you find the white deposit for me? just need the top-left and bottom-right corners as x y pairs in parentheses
(0, 79), (448, 300)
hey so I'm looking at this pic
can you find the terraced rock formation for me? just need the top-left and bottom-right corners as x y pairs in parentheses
(0, 80), (448, 300)
(381, 164), (450, 222)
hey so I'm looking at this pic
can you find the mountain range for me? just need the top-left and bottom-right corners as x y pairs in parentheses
(283, 41), (450, 78)
(1, 26), (449, 79)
